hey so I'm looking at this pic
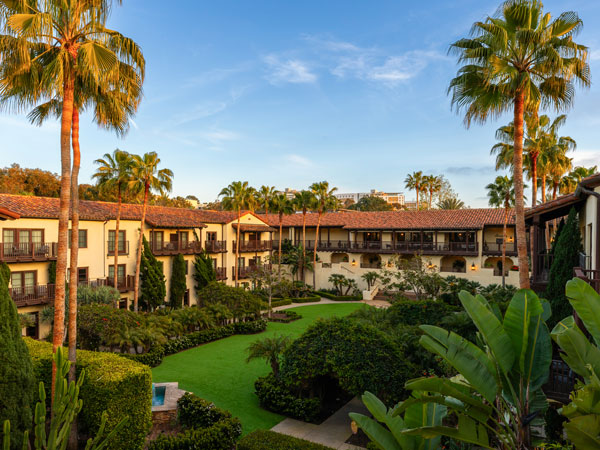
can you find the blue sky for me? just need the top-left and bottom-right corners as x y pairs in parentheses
(2, 0), (600, 206)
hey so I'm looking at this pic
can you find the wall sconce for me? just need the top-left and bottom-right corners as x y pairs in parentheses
(427, 262), (435, 270)
(507, 236), (514, 243)
(351, 259), (356, 266)
(471, 263), (476, 271)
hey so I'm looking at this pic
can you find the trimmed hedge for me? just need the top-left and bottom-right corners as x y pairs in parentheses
(270, 310), (302, 323)
(178, 393), (231, 429)
(265, 298), (293, 308)
(238, 430), (334, 450)
(25, 338), (151, 450)
(290, 295), (321, 303)
(147, 417), (242, 450)
(315, 291), (362, 301)
(122, 319), (267, 367)
(385, 300), (456, 327)
(255, 373), (321, 422)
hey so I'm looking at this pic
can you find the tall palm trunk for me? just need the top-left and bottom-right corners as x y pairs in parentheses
(302, 211), (306, 283)
(235, 208), (241, 287)
(134, 183), (149, 312)
(502, 203), (508, 288)
(416, 188), (419, 209)
(52, 74), (74, 403)
(278, 213), (283, 282)
(429, 190), (433, 209)
(114, 187), (122, 295)
(541, 174), (546, 203)
(313, 213), (321, 289)
(513, 90), (530, 289)
(531, 153), (538, 207)
(67, 106), (80, 450)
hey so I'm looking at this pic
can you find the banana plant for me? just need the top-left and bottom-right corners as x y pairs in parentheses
(2, 347), (125, 450)
(551, 277), (600, 448)
(400, 289), (552, 449)
(349, 391), (446, 450)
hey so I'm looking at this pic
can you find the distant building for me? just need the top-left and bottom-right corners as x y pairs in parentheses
(335, 189), (406, 209)
(283, 188), (299, 200)
(187, 198), (200, 209)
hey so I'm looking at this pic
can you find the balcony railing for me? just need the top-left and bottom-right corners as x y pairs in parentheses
(216, 267), (227, 280)
(205, 240), (227, 253)
(483, 241), (517, 255)
(299, 240), (479, 255)
(0, 242), (58, 262)
(574, 267), (600, 293)
(232, 264), (273, 279)
(107, 241), (130, 256)
(78, 275), (135, 292)
(9, 283), (55, 307)
(360, 262), (382, 269)
(150, 240), (203, 256)
(543, 359), (577, 404)
(232, 240), (272, 252)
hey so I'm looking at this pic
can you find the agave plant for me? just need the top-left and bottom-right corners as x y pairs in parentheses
(551, 277), (600, 448)
(402, 288), (552, 449)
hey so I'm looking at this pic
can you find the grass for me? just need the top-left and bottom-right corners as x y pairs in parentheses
(152, 303), (365, 435)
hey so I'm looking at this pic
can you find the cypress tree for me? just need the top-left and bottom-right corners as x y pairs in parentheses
(545, 207), (582, 329)
(193, 250), (216, 298)
(140, 237), (166, 311)
(549, 218), (565, 255)
(0, 262), (35, 448)
(170, 254), (187, 309)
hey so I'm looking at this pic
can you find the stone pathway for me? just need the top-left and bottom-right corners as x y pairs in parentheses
(271, 397), (369, 449)
(271, 298), (390, 312)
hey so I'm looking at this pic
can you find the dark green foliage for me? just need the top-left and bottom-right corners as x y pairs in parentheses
(146, 417), (242, 450)
(280, 317), (414, 405)
(25, 338), (152, 450)
(290, 295), (321, 303)
(550, 218), (565, 255)
(440, 276), (482, 306)
(169, 254), (187, 309)
(0, 262), (35, 449)
(544, 407), (567, 444)
(316, 291), (362, 301)
(197, 282), (262, 319)
(254, 373), (321, 422)
(545, 207), (582, 328)
(238, 430), (334, 450)
(140, 236), (166, 311)
(266, 298), (293, 308)
(47, 260), (56, 284)
(385, 300), (456, 327)
(77, 304), (139, 351)
(193, 250), (216, 293)
(347, 195), (393, 211)
(177, 393), (232, 429)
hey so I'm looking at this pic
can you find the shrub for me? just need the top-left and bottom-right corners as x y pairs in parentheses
(233, 319), (267, 334)
(316, 291), (362, 301)
(439, 276), (482, 306)
(147, 417), (242, 450)
(290, 295), (321, 303)
(254, 373), (321, 422)
(177, 393), (231, 429)
(281, 317), (414, 405)
(197, 282), (262, 319)
(267, 298), (292, 308)
(122, 344), (165, 367)
(193, 250), (216, 292)
(385, 299), (455, 328)
(25, 338), (152, 450)
(169, 253), (187, 309)
(77, 284), (120, 305)
(0, 262), (35, 448)
(77, 304), (138, 350)
(238, 430), (334, 450)
(140, 236), (167, 311)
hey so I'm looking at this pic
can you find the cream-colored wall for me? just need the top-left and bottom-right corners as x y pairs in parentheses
(582, 191), (599, 270)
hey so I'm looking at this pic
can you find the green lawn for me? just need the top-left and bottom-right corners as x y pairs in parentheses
(152, 303), (365, 435)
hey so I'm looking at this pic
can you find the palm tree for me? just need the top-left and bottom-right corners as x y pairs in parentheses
(423, 175), (442, 209)
(538, 132), (576, 203)
(486, 176), (516, 288)
(561, 166), (598, 194)
(448, 0), (590, 289)
(0, 0), (144, 397)
(293, 190), (316, 283)
(437, 197), (465, 210)
(130, 152), (173, 312)
(404, 171), (424, 209)
(309, 181), (339, 289)
(93, 150), (134, 293)
(271, 193), (295, 281)
(546, 151), (573, 200)
(246, 334), (292, 378)
(257, 185), (276, 215)
(220, 181), (255, 286)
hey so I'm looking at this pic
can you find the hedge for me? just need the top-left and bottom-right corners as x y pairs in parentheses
(315, 291), (362, 301)
(238, 430), (334, 450)
(290, 295), (321, 303)
(147, 417), (242, 450)
(264, 298), (293, 308)
(254, 373), (321, 422)
(122, 319), (267, 367)
(178, 393), (231, 429)
(25, 338), (152, 450)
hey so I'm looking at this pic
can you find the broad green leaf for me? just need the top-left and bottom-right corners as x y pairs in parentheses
(526, 315), (552, 391)
(540, 298), (552, 322)
(349, 413), (402, 450)
(564, 415), (600, 449)
(403, 414), (492, 449)
(419, 326), (498, 403)
(459, 291), (514, 373)
(403, 397), (446, 450)
(78, 42), (118, 78)
(360, 391), (389, 423)
(566, 277), (600, 347)
(552, 320), (600, 381)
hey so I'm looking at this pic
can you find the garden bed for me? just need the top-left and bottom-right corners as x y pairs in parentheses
(315, 291), (362, 301)
(265, 310), (302, 323)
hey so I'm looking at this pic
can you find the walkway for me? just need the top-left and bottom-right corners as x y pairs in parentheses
(271, 397), (368, 450)
(272, 298), (390, 312)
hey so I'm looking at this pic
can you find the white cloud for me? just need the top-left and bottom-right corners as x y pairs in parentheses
(590, 49), (600, 61)
(572, 149), (600, 167)
(263, 55), (317, 85)
(169, 101), (228, 127)
(284, 154), (313, 168)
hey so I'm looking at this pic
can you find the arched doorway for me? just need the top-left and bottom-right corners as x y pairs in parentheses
(441, 256), (466, 273)
(360, 254), (381, 269)
(331, 253), (349, 264)
(484, 257), (513, 277)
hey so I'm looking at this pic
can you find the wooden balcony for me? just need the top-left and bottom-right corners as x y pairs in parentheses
(574, 267), (600, 293)
(232, 264), (273, 279)
(78, 275), (135, 292)
(216, 267), (227, 281)
(233, 240), (272, 252)
(205, 240), (227, 253)
(150, 240), (203, 256)
(482, 240), (518, 256)
(107, 241), (130, 256)
(0, 242), (58, 262)
(9, 283), (55, 307)
(301, 240), (479, 256)
(543, 359), (577, 404)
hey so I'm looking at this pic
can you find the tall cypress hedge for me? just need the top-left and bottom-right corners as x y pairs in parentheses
(170, 254), (187, 309)
(193, 250), (216, 294)
(0, 262), (35, 448)
(140, 237), (166, 311)
(545, 207), (582, 328)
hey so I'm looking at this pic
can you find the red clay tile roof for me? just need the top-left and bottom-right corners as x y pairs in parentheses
(0, 206), (20, 220)
(261, 209), (514, 230)
(194, 210), (246, 224)
(0, 194), (207, 229)
(232, 223), (276, 232)
(524, 193), (581, 218)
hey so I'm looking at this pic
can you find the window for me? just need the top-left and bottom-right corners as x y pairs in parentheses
(77, 267), (88, 283)
(185, 260), (189, 275)
(183, 290), (190, 307)
(68, 229), (88, 248)
(152, 231), (164, 250)
(206, 231), (217, 241)
(4, 228), (44, 245)
(179, 231), (189, 245)
(211, 258), (217, 269)
(108, 264), (126, 284)
(108, 230), (126, 253)
(238, 257), (245, 268)
(119, 298), (128, 309)
(11, 271), (36, 294)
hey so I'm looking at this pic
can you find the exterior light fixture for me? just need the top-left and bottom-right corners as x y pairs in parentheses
(351, 259), (356, 266)
(471, 263), (476, 271)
